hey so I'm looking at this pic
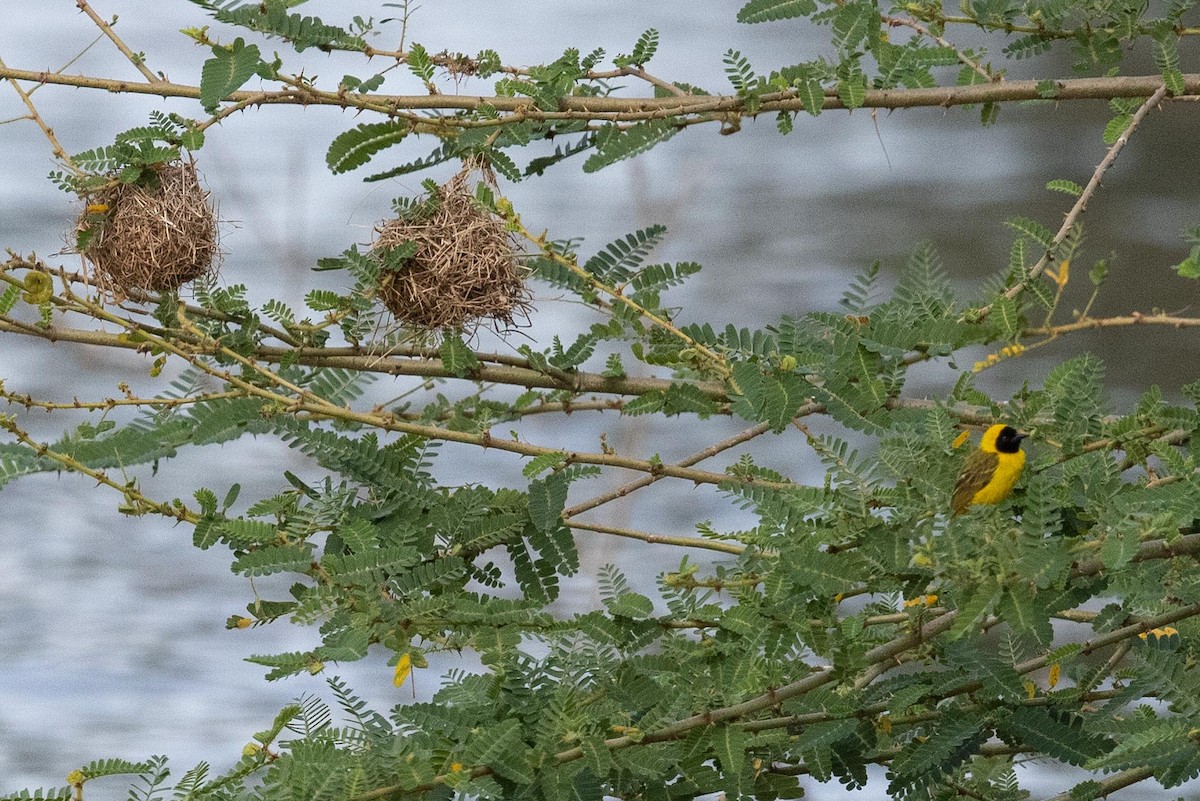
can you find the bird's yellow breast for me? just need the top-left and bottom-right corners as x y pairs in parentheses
(968, 448), (1025, 506)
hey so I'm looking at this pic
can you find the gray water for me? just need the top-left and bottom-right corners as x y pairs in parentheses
(1, 2), (1198, 798)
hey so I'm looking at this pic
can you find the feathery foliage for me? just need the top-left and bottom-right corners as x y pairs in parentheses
(3, 1), (1200, 799)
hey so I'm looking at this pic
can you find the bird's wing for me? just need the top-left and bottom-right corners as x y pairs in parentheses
(951, 449), (999, 515)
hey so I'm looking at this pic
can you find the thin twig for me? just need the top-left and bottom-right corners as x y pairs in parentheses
(512, 219), (731, 378)
(0, 387), (243, 412)
(564, 420), (776, 518)
(567, 519), (746, 555)
(75, 0), (160, 82)
(883, 15), (996, 83)
(0, 414), (196, 523)
(1024, 310), (1200, 336)
(0, 55), (80, 173)
(1038, 767), (1155, 801)
(975, 84), (1169, 318)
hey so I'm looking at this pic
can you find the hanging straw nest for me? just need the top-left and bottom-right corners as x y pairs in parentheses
(74, 160), (218, 296)
(371, 161), (530, 336)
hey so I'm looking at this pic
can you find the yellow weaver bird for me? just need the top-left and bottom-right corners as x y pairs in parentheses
(951, 424), (1028, 516)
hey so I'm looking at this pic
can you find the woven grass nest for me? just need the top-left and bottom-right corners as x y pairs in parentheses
(372, 162), (530, 335)
(76, 161), (218, 295)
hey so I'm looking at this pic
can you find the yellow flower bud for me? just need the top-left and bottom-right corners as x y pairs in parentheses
(393, 653), (413, 687)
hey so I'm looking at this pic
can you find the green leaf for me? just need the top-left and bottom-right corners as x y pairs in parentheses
(196, 2), (366, 52)
(992, 295), (1021, 339)
(662, 383), (721, 418)
(231, 543), (315, 576)
(711, 725), (750, 799)
(1152, 31), (1185, 95)
(888, 714), (982, 797)
(1003, 34), (1054, 59)
(943, 639), (1026, 700)
(723, 49), (758, 95)
(730, 362), (809, 431)
(1005, 216), (1056, 250)
(999, 707), (1109, 766)
(528, 473), (568, 534)
(786, 542), (863, 596)
(584, 226), (666, 285)
(999, 589), (1053, 647)
(180, 128), (205, 151)
(462, 718), (533, 784)
(522, 451), (569, 478)
(836, 59), (867, 109)
(0, 283), (21, 315)
(949, 580), (1002, 639)
(797, 78), (825, 116)
(199, 38), (262, 112)
(1100, 518), (1140, 569)
(614, 29), (660, 66)
(833, 2), (875, 50)
(1103, 112), (1133, 146)
(606, 592), (654, 619)
(1171, 244), (1200, 279)
(440, 335), (480, 378)
(583, 120), (680, 172)
(407, 42), (434, 82)
(1046, 179), (1083, 196)
(326, 121), (409, 174)
(737, 0), (818, 22)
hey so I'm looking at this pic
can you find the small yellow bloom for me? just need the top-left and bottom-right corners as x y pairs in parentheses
(393, 652), (413, 687)
(85, 203), (109, 214)
(243, 742), (262, 757)
(1048, 663), (1061, 689)
(450, 762), (464, 773)
(903, 594), (938, 608)
(1139, 626), (1179, 643)
(1024, 680), (1037, 700)
(1050, 259), (1069, 289)
(952, 430), (971, 449)
(66, 770), (85, 785)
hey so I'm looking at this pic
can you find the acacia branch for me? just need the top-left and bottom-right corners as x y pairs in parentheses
(0, 413), (197, 523)
(75, 0), (160, 83)
(0, 316), (731, 402)
(567, 520), (746, 555)
(563, 420), (776, 518)
(1040, 767), (1155, 801)
(1025, 310), (1200, 336)
(883, 15), (996, 83)
(0, 55), (80, 173)
(0, 64), (1195, 120)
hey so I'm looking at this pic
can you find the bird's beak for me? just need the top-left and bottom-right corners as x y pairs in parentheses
(1016, 431), (1029, 442)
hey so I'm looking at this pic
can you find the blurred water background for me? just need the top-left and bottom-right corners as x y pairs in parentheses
(1, 1), (1199, 797)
